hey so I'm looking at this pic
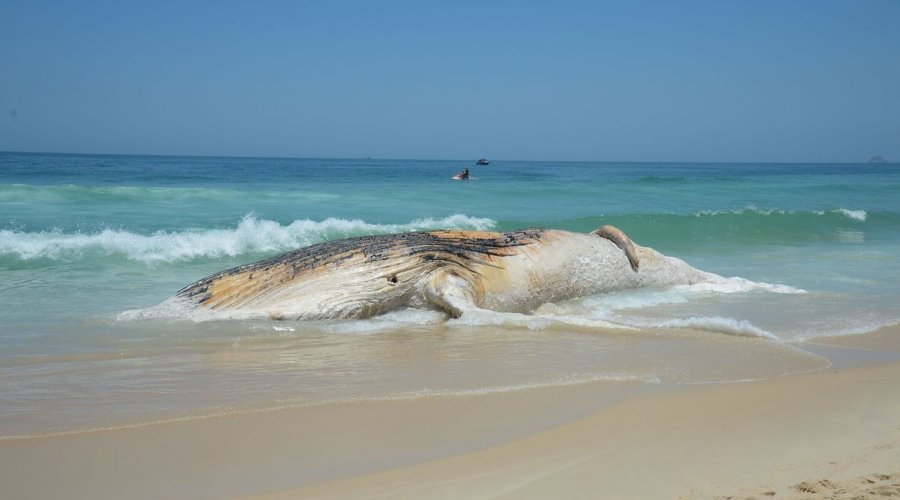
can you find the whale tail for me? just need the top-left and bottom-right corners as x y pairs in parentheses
(593, 225), (640, 272)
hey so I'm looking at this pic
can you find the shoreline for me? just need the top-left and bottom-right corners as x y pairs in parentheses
(1, 327), (899, 499)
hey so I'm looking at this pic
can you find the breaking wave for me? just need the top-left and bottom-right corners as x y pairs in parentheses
(0, 214), (497, 263)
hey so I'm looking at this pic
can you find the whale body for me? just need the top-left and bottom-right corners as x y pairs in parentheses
(171, 226), (713, 320)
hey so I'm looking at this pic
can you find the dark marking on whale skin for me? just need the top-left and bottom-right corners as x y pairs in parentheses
(176, 229), (545, 304)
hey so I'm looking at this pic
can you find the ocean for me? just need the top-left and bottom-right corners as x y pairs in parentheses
(2, 151), (899, 438)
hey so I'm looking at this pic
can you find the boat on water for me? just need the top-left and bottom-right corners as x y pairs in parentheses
(476, 158), (489, 165)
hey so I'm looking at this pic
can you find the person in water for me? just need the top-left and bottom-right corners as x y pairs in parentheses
(456, 167), (470, 179)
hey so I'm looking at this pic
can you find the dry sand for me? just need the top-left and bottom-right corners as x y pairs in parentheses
(2, 328), (900, 499)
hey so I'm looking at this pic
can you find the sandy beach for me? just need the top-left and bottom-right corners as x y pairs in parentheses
(4, 1), (900, 498)
(259, 353), (900, 499)
(1, 326), (897, 499)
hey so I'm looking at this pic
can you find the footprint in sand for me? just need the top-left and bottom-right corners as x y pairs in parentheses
(792, 479), (838, 494)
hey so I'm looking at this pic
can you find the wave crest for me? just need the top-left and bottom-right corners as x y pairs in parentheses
(835, 208), (867, 222)
(0, 214), (496, 263)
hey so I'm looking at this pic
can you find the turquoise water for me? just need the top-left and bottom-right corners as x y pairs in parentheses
(2, 152), (899, 437)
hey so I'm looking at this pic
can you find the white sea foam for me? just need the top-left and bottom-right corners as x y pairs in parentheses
(542, 276), (804, 320)
(322, 308), (448, 334)
(0, 214), (496, 262)
(537, 290), (690, 319)
(625, 316), (780, 340)
(117, 298), (196, 322)
(689, 206), (868, 222)
(450, 308), (632, 332)
(675, 276), (807, 295)
(835, 208), (867, 222)
(536, 289), (784, 340)
(120, 299), (635, 333)
(792, 318), (900, 342)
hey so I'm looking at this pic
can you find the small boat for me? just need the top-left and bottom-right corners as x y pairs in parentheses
(476, 158), (489, 165)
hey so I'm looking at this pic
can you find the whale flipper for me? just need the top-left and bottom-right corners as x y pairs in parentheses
(594, 225), (640, 272)
(424, 269), (478, 318)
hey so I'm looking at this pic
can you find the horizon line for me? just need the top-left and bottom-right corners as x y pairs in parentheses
(0, 149), (894, 166)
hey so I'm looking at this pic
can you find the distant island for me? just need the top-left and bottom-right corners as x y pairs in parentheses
(868, 156), (888, 163)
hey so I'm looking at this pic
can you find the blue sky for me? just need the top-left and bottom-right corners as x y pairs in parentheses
(1, 0), (898, 162)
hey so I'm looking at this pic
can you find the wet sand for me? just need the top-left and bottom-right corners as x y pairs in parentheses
(0, 378), (642, 499)
(255, 359), (900, 499)
(2, 327), (900, 499)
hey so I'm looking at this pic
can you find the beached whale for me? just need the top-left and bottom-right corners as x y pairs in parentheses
(173, 226), (713, 320)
